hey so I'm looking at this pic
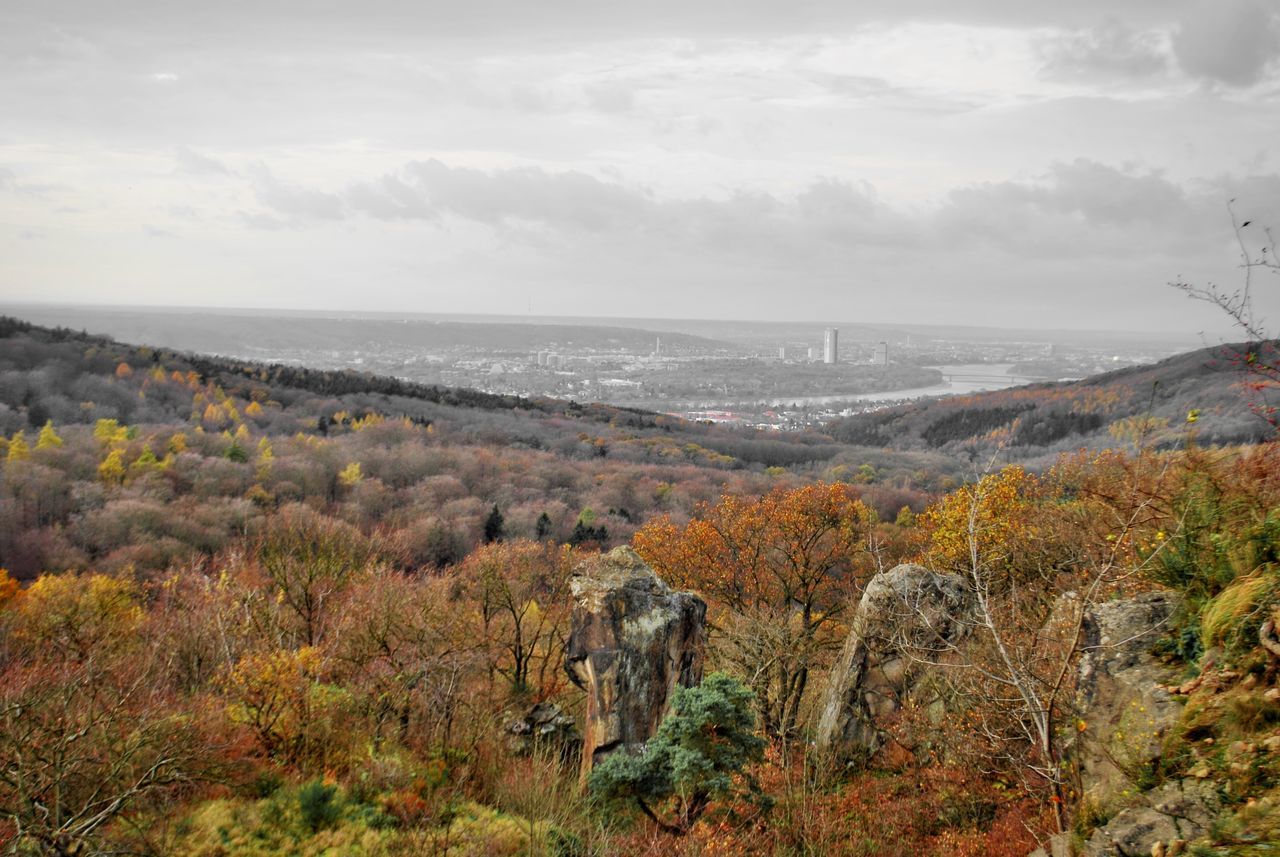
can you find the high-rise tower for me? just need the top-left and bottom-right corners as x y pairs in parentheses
(823, 327), (839, 364)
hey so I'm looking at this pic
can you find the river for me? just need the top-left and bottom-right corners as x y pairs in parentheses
(750, 364), (1039, 408)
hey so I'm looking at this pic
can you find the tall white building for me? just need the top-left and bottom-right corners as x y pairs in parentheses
(823, 327), (839, 364)
(874, 341), (889, 365)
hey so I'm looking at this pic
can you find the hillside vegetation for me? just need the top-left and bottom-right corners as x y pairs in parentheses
(0, 319), (1278, 856)
(0, 317), (958, 580)
(829, 341), (1278, 461)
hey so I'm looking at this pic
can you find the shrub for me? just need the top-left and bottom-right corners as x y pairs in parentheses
(298, 780), (342, 833)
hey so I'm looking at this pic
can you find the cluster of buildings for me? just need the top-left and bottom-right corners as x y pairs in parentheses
(775, 328), (888, 366)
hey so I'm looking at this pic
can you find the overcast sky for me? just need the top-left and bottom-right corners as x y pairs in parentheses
(2, 0), (1279, 332)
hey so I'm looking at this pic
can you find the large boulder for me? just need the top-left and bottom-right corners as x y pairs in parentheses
(1078, 779), (1219, 857)
(1074, 591), (1183, 813)
(564, 546), (706, 781)
(814, 563), (973, 766)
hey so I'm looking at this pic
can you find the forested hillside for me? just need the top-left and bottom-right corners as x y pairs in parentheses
(830, 341), (1278, 461)
(1, 318), (1278, 857)
(0, 317), (956, 580)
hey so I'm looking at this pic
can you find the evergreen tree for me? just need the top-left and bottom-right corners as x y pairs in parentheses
(535, 511), (554, 541)
(483, 504), (505, 544)
(588, 672), (766, 835)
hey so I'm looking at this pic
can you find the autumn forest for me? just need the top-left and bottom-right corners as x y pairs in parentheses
(1, 317), (1279, 857)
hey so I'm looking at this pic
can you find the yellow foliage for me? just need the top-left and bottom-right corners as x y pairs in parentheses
(338, 461), (363, 487)
(10, 573), (143, 657)
(918, 465), (1040, 580)
(351, 413), (385, 431)
(35, 420), (63, 449)
(98, 448), (126, 484)
(257, 437), (275, 480)
(94, 418), (129, 445)
(168, 432), (188, 455)
(6, 430), (29, 462)
(220, 646), (326, 761)
(245, 400), (265, 419)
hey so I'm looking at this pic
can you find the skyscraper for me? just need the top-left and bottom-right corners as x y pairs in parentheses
(823, 328), (838, 364)
(874, 341), (889, 365)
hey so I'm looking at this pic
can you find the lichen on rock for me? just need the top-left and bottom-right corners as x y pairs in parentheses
(564, 546), (706, 781)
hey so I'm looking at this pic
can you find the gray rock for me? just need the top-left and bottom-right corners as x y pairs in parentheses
(814, 563), (973, 765)
(1074, 591), (1183, 812)
(564, 546), (706, 781)
(1078, 779), (1218, 857)
(506, 701), (580, 761)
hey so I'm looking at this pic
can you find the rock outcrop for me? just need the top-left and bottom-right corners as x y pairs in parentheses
(1073, 591), (1183, 813)
(564, 546), (706, 781)
(505, 701), (580, 762)
(814, 563), (973, 765)
(1078, 778), (1218, 857)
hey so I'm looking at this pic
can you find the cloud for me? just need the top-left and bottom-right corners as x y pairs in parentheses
(585, 83), (637, 114)
(1037, 19), (1168, 82)
(347, 160), (653, 232)
(1173, 0), (1280, 86)
(248, 165), (344, 221)
(173, 146), (229, 176)
(244, 156), (1247, 270)
(932, 159), (1204, 256)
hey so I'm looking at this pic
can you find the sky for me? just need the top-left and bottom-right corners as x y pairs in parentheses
(2, 0), (1279, 333)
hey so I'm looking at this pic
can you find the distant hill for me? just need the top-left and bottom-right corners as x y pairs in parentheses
(0, 306), (736, 359)
(827, 340), (1278, 460)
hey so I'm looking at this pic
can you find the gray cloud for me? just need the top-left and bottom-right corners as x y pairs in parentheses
(936, 160), (1197, 257)
(1037, 19), (1168, 82)
(173, 146), (230, 176)
(346, 160), (653, 232)
(585, 83), (637, 114)
(1173, 0), (1280, 86)
(1, 0), (1200, 53)
(249, 165), (344, 222)
(250, 156), (1240, 269)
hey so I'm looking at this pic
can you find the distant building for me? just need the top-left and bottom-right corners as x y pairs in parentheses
(823, 328), (839, 364)
(874, 341), (889, 365)
(655, 337), (662, 356)
(807, 346), (817, 361)
(778, 346), (787, 360)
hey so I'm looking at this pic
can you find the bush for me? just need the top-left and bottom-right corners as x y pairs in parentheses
(297, 780), (342, 833)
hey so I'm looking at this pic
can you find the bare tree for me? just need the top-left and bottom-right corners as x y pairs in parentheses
(1171, 201), (1280, 432)
(0, 654), (211, 856)
(887, 453), (1173, 834)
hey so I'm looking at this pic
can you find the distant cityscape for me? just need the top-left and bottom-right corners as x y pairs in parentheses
(0, 305), (1200, 431)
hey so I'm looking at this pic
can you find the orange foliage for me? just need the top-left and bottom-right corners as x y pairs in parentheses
(635, 483), (875, 738)
(0, 569), (18, 609)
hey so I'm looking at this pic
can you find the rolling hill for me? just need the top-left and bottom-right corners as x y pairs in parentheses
(827, 340), (1278, 461)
